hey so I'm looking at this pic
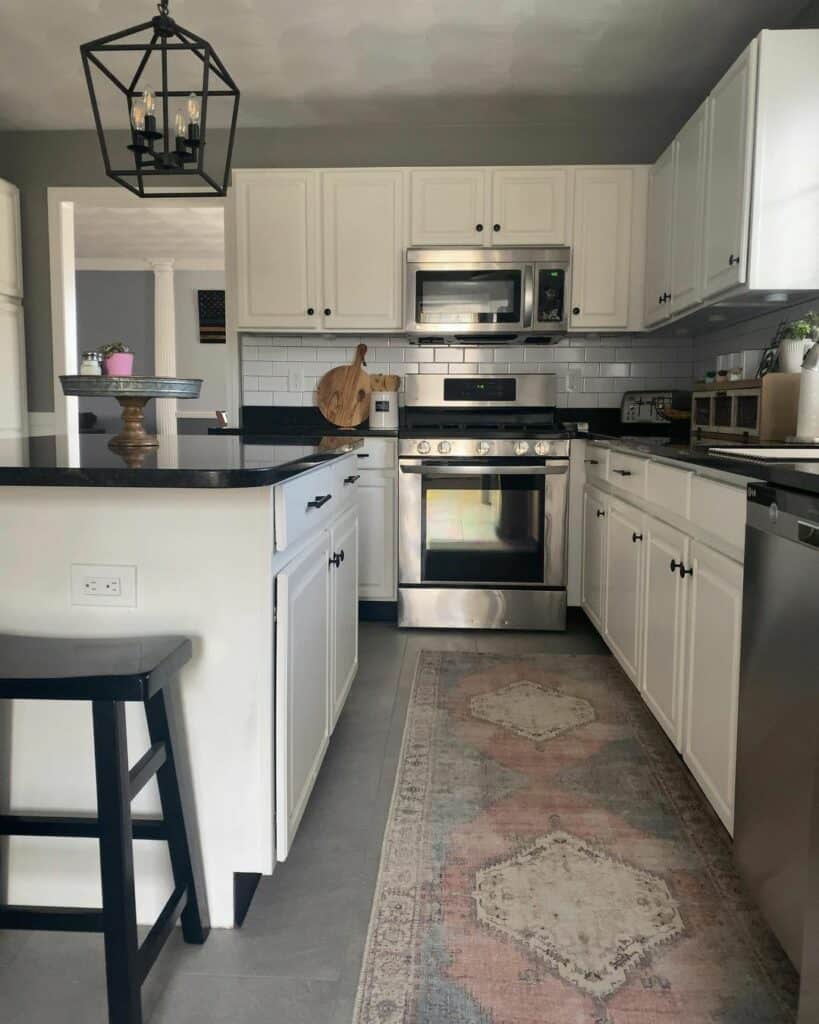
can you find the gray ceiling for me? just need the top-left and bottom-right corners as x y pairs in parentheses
(0, 0), (811, 132)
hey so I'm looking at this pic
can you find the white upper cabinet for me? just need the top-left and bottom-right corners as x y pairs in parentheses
(670, 101), (707, 315)
(643, 143), (676, 327)
(490, 168), (568, 245)
(234, 170), (320, 331)
(0, 179), (22, 301)
(410, 169), (486, 245)
(701, 40), (757, 300)
(570, 168), (634, 331)
(322, 170), (404, 331)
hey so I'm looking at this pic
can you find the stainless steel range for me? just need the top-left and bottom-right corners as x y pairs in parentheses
(398, 373), (570, 631)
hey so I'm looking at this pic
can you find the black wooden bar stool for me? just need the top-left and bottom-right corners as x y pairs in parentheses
(0, 634), (209, 1024)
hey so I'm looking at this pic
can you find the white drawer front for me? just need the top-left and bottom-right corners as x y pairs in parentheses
(353, 437), (396, 470)
(585, 445), (609, 483)
(274, 463), (340, 552)
(608, 451), (647, 499)
(646, 461), (693, 518)
(689, 476), (747, 552)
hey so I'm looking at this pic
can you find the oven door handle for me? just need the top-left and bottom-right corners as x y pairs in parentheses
(399, 464), (568, 477)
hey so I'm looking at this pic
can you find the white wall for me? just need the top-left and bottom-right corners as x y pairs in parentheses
(241, 334), (695, 410)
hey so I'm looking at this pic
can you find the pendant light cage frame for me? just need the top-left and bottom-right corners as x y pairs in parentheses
(80, 2), (240, 198)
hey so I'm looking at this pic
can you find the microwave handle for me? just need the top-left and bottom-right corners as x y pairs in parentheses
(522, 265), (534, 328)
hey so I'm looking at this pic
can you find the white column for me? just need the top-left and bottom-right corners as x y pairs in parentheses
(150, 258), (177, 436)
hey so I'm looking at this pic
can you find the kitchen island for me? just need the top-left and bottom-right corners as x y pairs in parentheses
(0, 433), (362, 928)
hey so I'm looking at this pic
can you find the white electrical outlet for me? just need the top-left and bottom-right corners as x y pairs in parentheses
(71, 564), (137, 607)
(288, 366), (304, 392)
(566, 370), (583, 394)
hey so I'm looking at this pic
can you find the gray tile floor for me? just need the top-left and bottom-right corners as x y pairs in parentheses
(0, 616), (607, 1024)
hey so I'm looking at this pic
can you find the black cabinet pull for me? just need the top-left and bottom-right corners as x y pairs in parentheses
(632, 532), (643, 543)
(613, 468), (633, 477)
(596, 509), (606, 518)
(307, 494), (332, 510)
(572, 306), (581, 315)
(585, 459), (599, 465)
(728, 254), (740, 266)
(493, 223), (501, 232)
(344, 474), (360, 485)
(356, 453), (370, 459)
(476, 223), (484, 232)
(324, 307), (332, 316)
(307, 307), (315, 315)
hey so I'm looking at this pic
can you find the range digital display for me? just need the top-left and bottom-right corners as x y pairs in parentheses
(443, 378), (516, 402)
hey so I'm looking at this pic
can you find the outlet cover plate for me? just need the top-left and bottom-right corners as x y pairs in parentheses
(71, 564), (137, 607)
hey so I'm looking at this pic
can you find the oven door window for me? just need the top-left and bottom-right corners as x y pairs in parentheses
(414, 270), (522, 324)
(421, 471), (545, 584)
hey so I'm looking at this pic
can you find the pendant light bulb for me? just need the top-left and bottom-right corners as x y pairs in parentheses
(187, 92), (201, 125)
(174, 108), (187, 138)
(142, 85), (156, 116)
(130, 98), (146, 131)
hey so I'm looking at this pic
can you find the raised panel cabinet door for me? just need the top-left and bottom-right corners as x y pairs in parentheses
(0, 180), (22, 299)
(322, 170), (404, 331)
(671, 101), (708, 315)
(490, 168), (568, 245)
(0, 298), (27, 431)
(683, 542), (743, 834)
(275, 530), (331, 860)
(640, 517), (689, 750)
(603, 499), (644, 683)
(570, 168), (634, 330)
(410, 169), (487, 245)
(643, 143), (676, 327)
(234, 171), (320, 330)
(581, 487), (607, 633)
(330, 505), (359, 728)
(702, 40), (758, 300)
(358, 471), (396, 601)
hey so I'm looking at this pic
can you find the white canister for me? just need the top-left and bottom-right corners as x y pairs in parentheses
(369, 390), (398, 431)
(779, 339), (811, 374)
(796, 343), (819, 441)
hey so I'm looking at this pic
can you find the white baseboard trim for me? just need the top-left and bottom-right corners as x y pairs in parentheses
(28, 411), (57, 436)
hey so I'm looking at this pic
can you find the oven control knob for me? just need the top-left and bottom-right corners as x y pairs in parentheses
(476, 440), (491, 455)
(534, 440), (551, 456)
(417, 440), (431, 455)
(437, 440), (452, 454)
(515, 440), (530, 455)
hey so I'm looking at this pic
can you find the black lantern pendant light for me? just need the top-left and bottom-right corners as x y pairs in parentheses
(80, 1), (239, 197)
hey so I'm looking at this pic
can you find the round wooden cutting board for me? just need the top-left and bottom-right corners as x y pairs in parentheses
(316, 344), (371, 428)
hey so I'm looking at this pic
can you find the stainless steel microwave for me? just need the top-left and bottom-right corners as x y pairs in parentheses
(405, 246), (571, 341)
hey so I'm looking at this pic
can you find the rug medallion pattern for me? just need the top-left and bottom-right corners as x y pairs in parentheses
(353, 652), (797, 1023)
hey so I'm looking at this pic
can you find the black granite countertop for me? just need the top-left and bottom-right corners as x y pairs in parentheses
(0, 434), (363, 488)
(583, 433), (819, 496)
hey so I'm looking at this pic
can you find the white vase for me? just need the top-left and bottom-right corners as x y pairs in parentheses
(779, 339), (810, 373)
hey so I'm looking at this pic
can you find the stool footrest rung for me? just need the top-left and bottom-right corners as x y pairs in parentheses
(128, 741), (167, 801)
(138, 885), (189, 982)
(0, 905), (105, 933)
(0, 813), (166, 841)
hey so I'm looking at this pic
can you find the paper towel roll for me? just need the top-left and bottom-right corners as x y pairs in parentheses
(796, 368), (819, 441)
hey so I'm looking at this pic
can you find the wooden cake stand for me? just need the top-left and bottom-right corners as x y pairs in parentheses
(60, 376), (202, 449)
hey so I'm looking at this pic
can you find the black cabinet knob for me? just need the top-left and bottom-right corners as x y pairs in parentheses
(572, 306), (581, 315)
(324, 307), (332, 316)
(680, 564), (693, 578)
(329, 552), (341, 569)
(632, 532), (643, 543)
(728, 254), (740, 266)
(493, 223), (501, 232)
(307, 494), (332, 510)
(596, 509), (606, 518)
(339, 549), (345, 562)
(476, 223), (484, 232)
(307, 307), (315, 315)
(663, 291), (671, 302)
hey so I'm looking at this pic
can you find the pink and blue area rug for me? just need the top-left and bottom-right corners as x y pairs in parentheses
(354, 651), (797, 1023)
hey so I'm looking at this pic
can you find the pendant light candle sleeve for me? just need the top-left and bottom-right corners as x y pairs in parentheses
(130, 97), (146, 132)
(187, 92), (201, 143)
(174, 108), (187, 151)
(142, 84), (157, 135)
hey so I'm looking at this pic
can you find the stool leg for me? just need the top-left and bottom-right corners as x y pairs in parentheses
(92, 700), (142, 1024)
(145, 688), (209, 943)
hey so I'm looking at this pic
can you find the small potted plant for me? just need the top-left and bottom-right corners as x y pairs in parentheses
(779, 313), (819, 373)
(100, 342), (134, 377)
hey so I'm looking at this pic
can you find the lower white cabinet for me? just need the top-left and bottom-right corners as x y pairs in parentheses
(603, 499), (644, 682)
(682, 542), (743, 833)
(581, 487), (607, 632)
(275, 492), (360, 860)
(358, 470), (396, 601)
(640, 516), (689, 749)
(330, 504), (359, 726)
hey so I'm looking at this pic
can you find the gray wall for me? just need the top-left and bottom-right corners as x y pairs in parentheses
(174, 270), (228, 414)
(75, 270), (155, 432)
(793, 0), (819, 25)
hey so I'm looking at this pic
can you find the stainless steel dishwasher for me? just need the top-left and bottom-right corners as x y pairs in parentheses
(735, 481), (819, 1022)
